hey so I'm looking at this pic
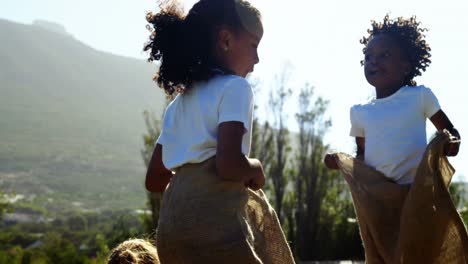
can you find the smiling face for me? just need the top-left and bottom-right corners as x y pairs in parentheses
(217, 25), (263, 77)
(363, 34), (411, 96)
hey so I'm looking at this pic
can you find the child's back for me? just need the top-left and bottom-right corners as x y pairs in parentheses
(158, 74), (253, 170)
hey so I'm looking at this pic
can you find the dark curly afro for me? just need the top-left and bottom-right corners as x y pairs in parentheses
(360, 14), (431, 86)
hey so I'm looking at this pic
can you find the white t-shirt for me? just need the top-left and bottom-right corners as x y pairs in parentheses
(157, 74), (254, 170)
(349, 85), (441, 184)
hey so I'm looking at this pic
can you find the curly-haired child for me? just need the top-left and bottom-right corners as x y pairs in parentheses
(324, 15), (467, 263)
(144, 0), (294, 263)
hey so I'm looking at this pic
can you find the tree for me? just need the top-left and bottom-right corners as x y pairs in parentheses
(0, 191), (9, 221)
(290, 84), (362, 260)
(0, 246), (23, 264)
(249, 79), (274, 178)
(449, 181), (466, 210)
(42, 232), (83, 264)
(141, 110), (164, 233)
(292, 84), (331, 258)
(449, 181), (468, 228)
(267, 68), (293, 223)
(67, 212), (88, 232)
(93, 233), (110, 262)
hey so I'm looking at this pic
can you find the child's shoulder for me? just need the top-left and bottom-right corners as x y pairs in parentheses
(400, 84), (439, 101)
(187, 74), (250, 95)
(211, 74), (250, 88)
(350, 100), (370, 112)
(208, 74), (252, 95)
(184, 74), (252, 104)
(353, 85), (434, 106)
(402, 84), (432, 93)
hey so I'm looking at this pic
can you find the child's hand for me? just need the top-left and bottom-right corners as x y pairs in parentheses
(324, 153), (339, 170)
(445, 128), (461, 156)
(245, 167), (265, 191)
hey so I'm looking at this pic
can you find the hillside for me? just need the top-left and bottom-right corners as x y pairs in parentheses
(0, 19), (166, 211)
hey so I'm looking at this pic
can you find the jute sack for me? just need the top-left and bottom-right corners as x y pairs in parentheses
(333, 132), (468, 264)
(156, 157), (295, 264)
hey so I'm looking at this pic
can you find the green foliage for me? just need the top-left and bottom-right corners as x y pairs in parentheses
(450, 182), (466, 209)
(0, 246), (24, 264)
(140, 110), (166, 234)
(461, 206), (468, 227)
(0, 207), (146, 264)
(266, 82), (364, 261)
(267, 70), (294, 223)
(41, 232), (82, 264)
(0, 191), (9, 220)
(250, 80), (274, 170)
(93, 233), (110, 263)
(450, 182), (468, 228)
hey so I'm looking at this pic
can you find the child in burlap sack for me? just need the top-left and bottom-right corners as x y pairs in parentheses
(144, 1), (295, 263)
(324, 15), (466, 263)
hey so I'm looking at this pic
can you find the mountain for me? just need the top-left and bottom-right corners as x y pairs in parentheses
(32, 20), (69, 36)
(0, 19), (166, 211)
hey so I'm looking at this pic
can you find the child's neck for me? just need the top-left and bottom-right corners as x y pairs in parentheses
(375, 85), (403, 99)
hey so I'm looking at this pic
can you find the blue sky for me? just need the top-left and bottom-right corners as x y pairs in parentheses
(2, 0), (467, 181)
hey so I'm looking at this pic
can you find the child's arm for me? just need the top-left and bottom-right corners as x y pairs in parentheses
(145, 143), (173, 192)
(216, 121), (265, 190)
(355, 137), (365, 160)
(324, 153), (339, 170)
(430, 109), (461, 156)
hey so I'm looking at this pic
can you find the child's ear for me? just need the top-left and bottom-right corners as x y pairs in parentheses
(217, 27), (232, 52)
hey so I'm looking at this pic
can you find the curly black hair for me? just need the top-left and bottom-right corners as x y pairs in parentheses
(360, 14), (431, 86)
(107, 238), (158, 264)
(144, 0), (261, 95)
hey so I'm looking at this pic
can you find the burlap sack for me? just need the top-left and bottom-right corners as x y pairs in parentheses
(334, 132), (468, 263)
(156, 158), (295, 264)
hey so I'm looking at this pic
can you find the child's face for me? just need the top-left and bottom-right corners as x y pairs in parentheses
(363, 34), (410, 91)
(218, 26), (263, 77)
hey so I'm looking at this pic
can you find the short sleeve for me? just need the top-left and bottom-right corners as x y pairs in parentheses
(156, 100), (175, 146)
(349, 105), (364, 137)
(218, 77), (254, 133)
(156, 130), (166, 145)
(421, 86), (441, 118)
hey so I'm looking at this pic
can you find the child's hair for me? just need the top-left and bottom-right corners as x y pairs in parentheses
(144, 0), (262, 95)
(360, 14), (431, 86)
(107, 238), (159, 264)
